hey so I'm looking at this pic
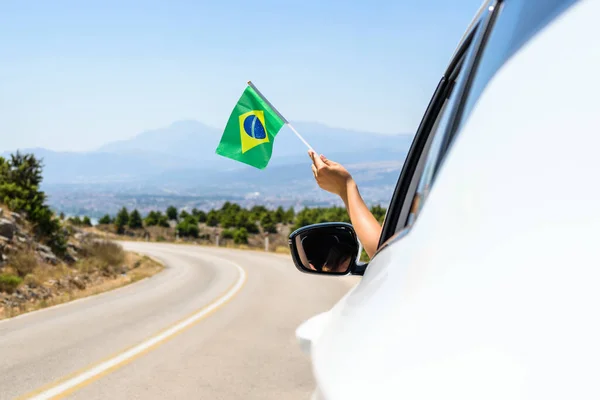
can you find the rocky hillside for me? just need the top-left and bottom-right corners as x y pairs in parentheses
(0, 207), (75, 266)
(0, 151), (163, 319)
(0, 207), (161, 319)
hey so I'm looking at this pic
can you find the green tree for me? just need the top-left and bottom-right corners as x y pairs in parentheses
(292, 206), (350, 230)
(220, 210), (236, 228)
(206, 210), (219, 227)
(250, 205), (268, 222)
(235, 210), (259, 233)
(221, 202), (242, 214)
(145, 210), (169, 227)
(0, 152), (45, 214)
(260, 212), (277, 234)
(59, 212), (65, 220)
(221, 229), (234, 239)
(166, 206), (178, 221)
(129, 209), (143, 229)
(144, 211), (157, 226)
(115, 207), (129, 234)
(233, 227), (248, 244)
(157, 214), (170, 228)
(31, 207), (67, 256)
(274, 206), (285, 223)
(293, 207), (316, 230)
(285, 207), (295, 224)
(68, 216), (82, 226)
(146, 211), (169, 227)
(176, 216), (199, 238)
(82, 216), (92, 227)
(179, 209), (190, 220)
(195, 210), (207, 223)
(245, 221), (259, 234)
(0, 152), (66, 255)
(98, 214), (112, 224)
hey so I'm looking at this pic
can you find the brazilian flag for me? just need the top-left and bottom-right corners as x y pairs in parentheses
(216, 84), (286, 169)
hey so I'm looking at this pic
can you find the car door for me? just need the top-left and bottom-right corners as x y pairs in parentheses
(311, 0), (590, 398)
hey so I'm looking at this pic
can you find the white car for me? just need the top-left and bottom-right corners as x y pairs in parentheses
(289, 0), (600, 398)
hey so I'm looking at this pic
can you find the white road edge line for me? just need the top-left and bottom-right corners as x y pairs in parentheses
(28, 260), (247, 400)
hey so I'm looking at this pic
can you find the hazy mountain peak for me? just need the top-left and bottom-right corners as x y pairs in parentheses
(6, 120), (413, 188)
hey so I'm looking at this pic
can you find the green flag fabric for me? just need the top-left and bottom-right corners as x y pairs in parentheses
(216, 85), (286, 169)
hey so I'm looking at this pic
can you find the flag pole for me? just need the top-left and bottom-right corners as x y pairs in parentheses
(247, 81), (314, 152)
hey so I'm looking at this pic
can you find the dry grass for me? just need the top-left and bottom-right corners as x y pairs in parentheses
(274, 246), (290, 254)
(0, 204), (10, 217)
(10, 249), (40, 277)
(82, 240), (125, 266)
(0, 252), (163, 320)
(54, 254), (162, 300)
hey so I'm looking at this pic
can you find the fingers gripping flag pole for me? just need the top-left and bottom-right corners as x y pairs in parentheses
(246, 81), (314, 152)
(215, 81), (314, 169)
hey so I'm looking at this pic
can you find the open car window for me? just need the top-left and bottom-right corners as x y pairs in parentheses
(375, 20), (485, 251)
(376, 0), (503, 253)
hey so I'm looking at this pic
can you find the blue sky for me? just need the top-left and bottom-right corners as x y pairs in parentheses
(0, 0), (482, 151)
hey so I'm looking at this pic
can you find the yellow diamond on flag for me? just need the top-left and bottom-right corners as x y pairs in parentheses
(239, 110), (270, 153)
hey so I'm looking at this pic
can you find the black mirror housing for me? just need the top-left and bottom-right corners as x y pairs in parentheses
(289, 222), (362, 276)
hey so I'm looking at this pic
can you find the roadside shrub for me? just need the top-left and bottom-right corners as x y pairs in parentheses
(68, 216), (82, 226)
(233, 227), (248, 244)
(23, 273), (41, 288)
(221, 229), (234, 239)
(193, 209), (207, 223)
(157, 215), (170, 228)
(244, 221), (259, 234)
(98, 214), (112, 224)
(30, 206), (67, 256)
(176, 217), (199, 238)
(206, 210), (219, 227)
(0, 273), (23, 293)
(83, 240), (125, 268)
(179, 210), (191, 220)
(260, 212), (277, 234)
(9, 250), (37, 277)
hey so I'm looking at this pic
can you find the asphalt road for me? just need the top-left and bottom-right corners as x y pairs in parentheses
(0, 242), (357, 399)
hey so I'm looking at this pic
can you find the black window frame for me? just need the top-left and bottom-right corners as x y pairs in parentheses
(376, 1), (498, 252)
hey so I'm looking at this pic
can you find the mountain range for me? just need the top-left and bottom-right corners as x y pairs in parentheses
(3, 120), (414, 214)
(5, 120), (413, 186)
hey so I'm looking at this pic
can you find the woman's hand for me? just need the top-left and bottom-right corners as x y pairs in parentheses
(309, 151), (353, 199)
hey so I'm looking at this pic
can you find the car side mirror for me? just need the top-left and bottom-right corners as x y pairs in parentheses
(289, 222), (362, 275)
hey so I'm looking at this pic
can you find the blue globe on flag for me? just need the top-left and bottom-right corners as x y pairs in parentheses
(243, 115), (267, 139)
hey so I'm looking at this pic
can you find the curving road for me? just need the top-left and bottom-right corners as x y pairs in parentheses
(0, 242), (357, 399)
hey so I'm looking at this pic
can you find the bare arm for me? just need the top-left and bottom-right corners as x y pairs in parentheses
(340, 179), (382, 258)
(309, 151), (382, 258)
